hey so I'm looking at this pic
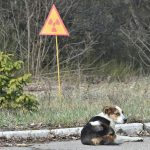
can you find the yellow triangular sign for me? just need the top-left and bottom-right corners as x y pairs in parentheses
(39, 4), (69, 36)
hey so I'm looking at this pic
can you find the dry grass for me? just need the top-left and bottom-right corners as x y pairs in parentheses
(1, 76), (150, 129)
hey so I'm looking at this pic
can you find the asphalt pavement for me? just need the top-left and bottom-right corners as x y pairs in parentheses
(1, 137), (150, 150)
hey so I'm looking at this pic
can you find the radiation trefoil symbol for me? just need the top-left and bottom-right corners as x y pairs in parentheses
(39, 4), (69, 36)
(48, 19), (60, 32)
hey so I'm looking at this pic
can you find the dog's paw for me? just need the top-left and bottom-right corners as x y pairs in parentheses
(135, 137), (144, 142)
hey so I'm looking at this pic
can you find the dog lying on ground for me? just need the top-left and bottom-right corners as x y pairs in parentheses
(81, 105), (143, 145)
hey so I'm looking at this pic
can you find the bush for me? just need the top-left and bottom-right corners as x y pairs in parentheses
(0, 52), (39, 111)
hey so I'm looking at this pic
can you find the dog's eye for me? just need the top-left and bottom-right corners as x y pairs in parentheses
(115, 113), (120, 116)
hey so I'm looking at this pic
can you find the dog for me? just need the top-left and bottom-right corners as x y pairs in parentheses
(81, 105), (143, 145)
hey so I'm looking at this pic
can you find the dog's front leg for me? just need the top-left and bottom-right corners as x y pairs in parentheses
(114, 135), (143, 144)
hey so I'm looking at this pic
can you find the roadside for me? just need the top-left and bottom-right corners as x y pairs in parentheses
(1, 123), (150, 147)
(1, 78), (150, 147)
(1, 137), (150, 150)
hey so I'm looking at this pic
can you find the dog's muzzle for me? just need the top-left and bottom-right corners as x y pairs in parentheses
(123, 118), (127, 123)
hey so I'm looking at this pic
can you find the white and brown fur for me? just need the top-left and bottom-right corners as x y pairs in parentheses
(81, 106), (143, 145)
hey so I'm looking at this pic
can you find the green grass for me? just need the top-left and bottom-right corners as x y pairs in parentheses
(1, 76), (150, 129)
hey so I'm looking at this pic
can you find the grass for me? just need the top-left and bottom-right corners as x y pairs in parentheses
(1, 75), (150, 129)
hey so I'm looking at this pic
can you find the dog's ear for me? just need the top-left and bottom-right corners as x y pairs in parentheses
(103, 106), (110, 114)
(103, 106), (115, 115)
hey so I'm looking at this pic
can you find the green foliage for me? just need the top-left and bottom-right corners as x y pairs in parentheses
(91, 60), (137, 81)
(102, 60), (136, 80)
(0, 52), (39, 111)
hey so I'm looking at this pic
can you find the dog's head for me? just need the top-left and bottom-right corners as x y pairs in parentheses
(103, 106), (127, 124)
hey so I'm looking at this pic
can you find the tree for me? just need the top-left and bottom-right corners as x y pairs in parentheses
(0, 52), (39, 111)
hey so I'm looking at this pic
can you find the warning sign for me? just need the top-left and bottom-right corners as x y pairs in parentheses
(39, 4), (69, 36)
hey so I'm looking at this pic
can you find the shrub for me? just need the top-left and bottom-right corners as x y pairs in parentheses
(0, 52), (39, 111)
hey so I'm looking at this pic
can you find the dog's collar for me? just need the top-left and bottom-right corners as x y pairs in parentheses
(97, 112), (115, 129)
(89, 115), (110, 126)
